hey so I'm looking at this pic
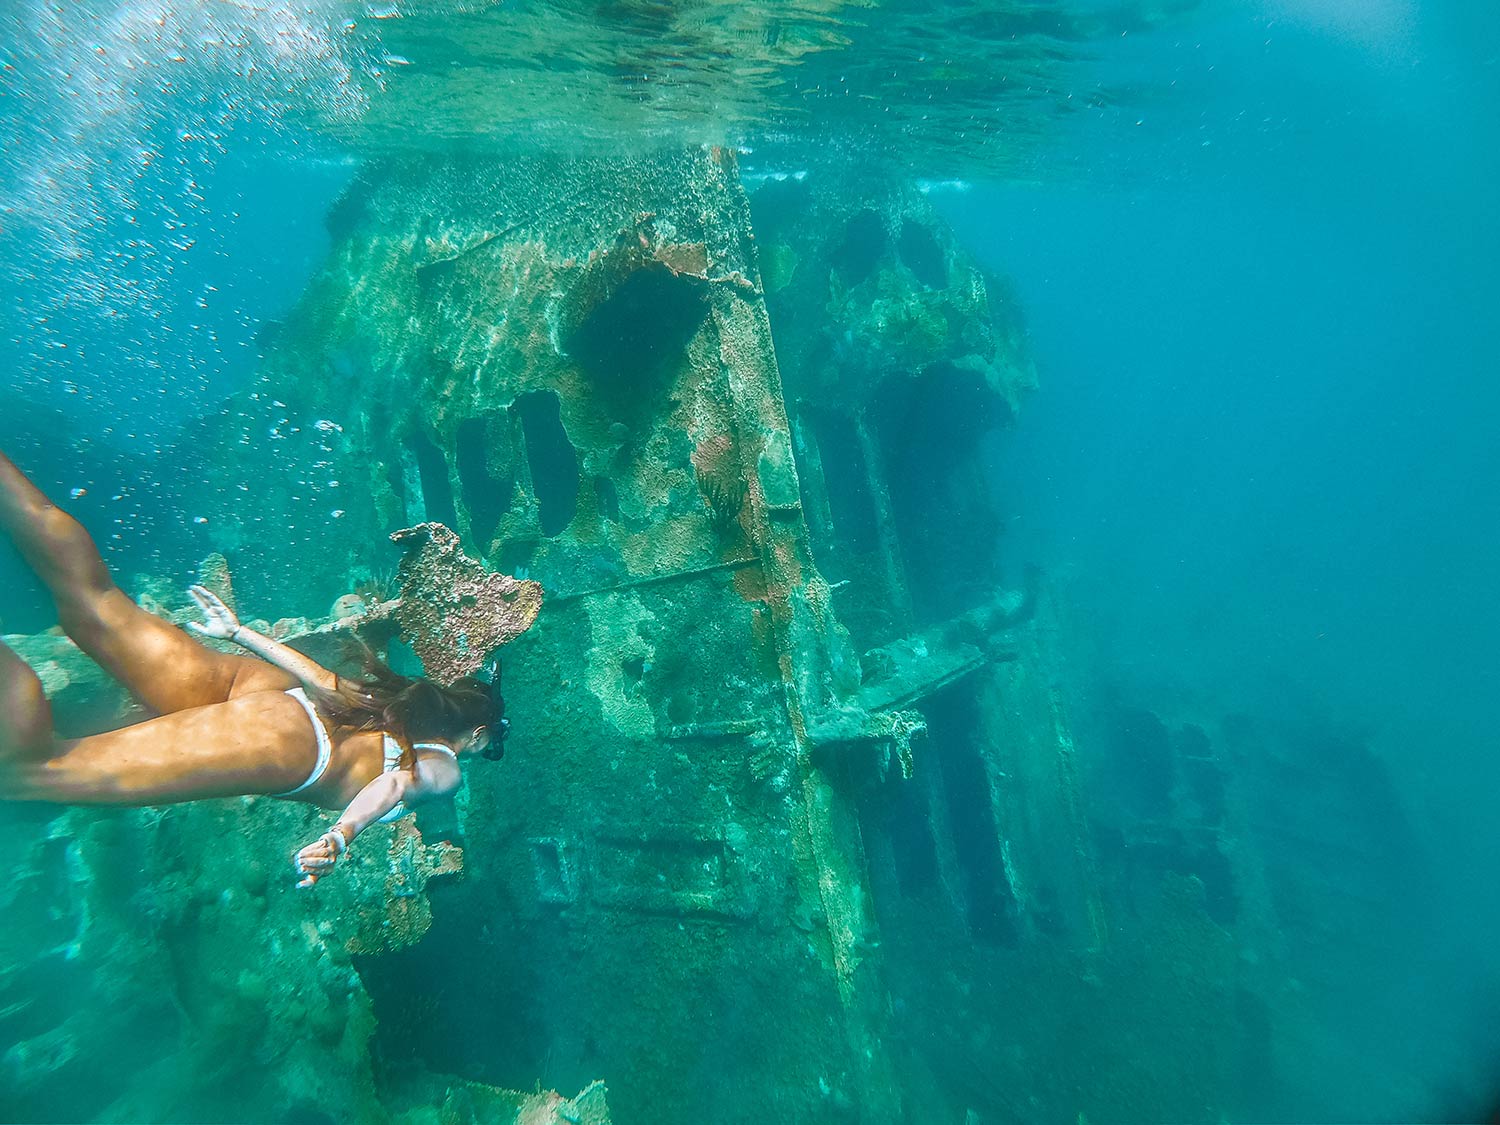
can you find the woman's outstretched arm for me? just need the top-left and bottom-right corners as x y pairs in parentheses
(292, 755), (461, 888)
(188, 584), (336, 694)
(291, 771), (408, 888)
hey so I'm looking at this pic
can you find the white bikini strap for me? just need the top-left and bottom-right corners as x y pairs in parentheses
(279, 687), (333, 796)
(382, 732), (402, 767)
(381, 738), (457, 776)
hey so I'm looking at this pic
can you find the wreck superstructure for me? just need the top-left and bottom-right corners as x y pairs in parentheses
(199, 149), (1063, 1121)
(2, 149), (1433, 1124)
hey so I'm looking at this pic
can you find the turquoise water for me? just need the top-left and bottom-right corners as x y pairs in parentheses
(3, 3), (1498, 1123)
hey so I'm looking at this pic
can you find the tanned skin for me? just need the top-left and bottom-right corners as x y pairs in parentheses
(0, 451), (484, 885)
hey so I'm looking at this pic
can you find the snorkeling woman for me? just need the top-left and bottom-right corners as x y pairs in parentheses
(0, 451), (507, 888)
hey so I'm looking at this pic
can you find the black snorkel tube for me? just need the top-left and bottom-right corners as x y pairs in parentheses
(480, 655), (509, 760)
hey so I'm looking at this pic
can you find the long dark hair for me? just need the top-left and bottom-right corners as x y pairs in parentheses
(310, 640), (505, 772)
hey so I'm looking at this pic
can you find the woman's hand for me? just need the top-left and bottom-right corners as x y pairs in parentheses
(293, 825), (349, 889)
(186, 584), (241, 641)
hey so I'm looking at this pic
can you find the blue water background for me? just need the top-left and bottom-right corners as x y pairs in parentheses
(937, 0), (1500, 1084)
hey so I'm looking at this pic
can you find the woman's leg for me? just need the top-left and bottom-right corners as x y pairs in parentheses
(0, 640), (55, 763)
(0, 451), (290, 713)
(3, 689), (316, 805)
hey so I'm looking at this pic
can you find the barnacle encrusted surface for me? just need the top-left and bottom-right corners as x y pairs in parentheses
(375, 521), (544, 684)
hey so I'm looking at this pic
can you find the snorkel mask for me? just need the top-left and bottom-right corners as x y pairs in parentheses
(481, 655), (509, 761)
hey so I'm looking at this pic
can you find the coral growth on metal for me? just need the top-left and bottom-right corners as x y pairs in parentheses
(375, 522), (543, 685)
(343, 819), (465, 955)
(196, 551), (237, 613)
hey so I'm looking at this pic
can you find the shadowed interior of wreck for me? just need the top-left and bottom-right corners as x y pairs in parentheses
(564, 263), (710, 388)
(870, 363), (1009, 626)
(455, 415), (514, 550)
(513, 391), (580, 539)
